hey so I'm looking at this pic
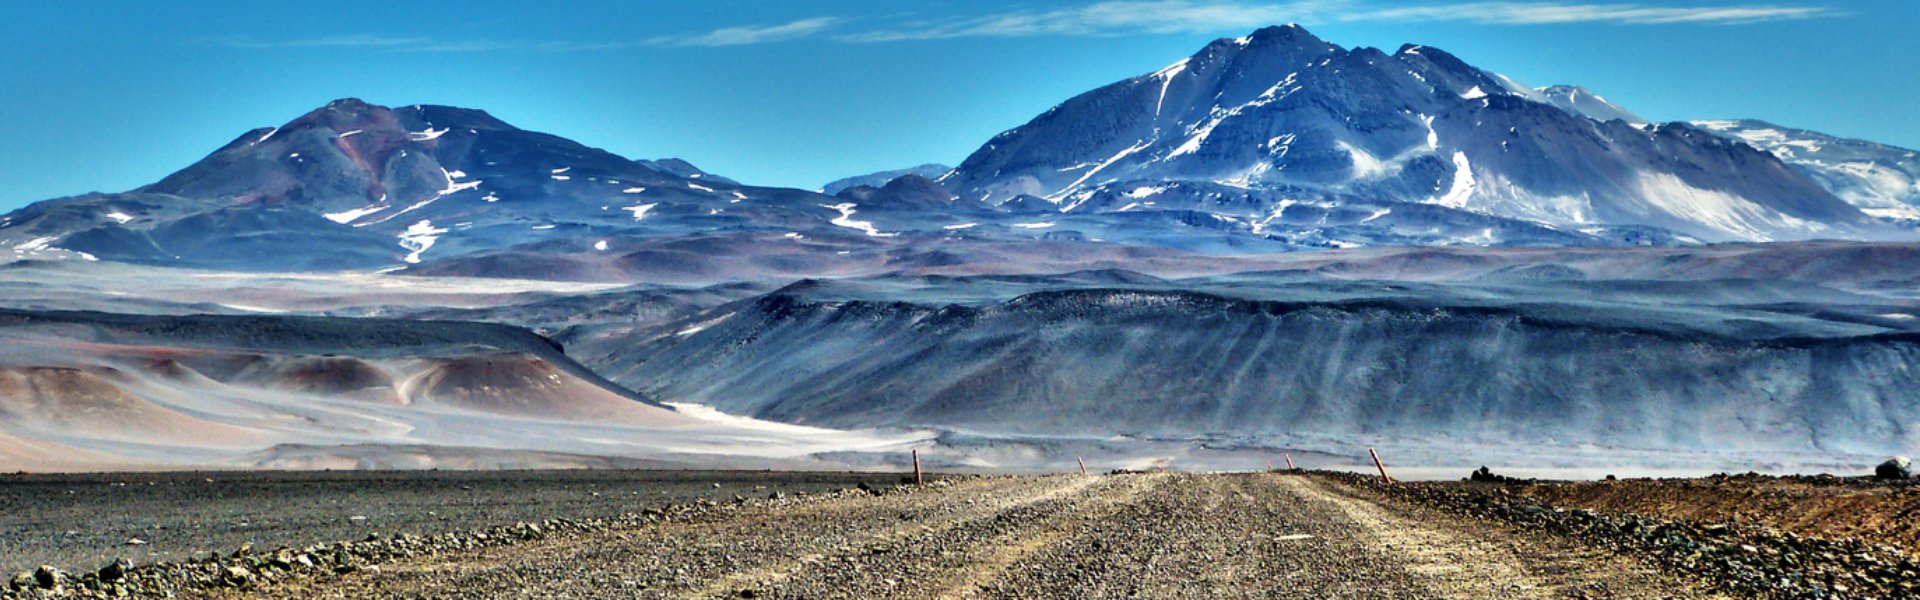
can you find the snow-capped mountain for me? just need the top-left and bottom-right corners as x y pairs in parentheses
(5, 34), (1919, 279)
(940, 24), (1883, 243)
(0, 99), (861, 271)
(0, 99), (1229, 279)
(1693, 119), (1920, 221)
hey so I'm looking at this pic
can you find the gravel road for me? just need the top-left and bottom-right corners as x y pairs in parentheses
(213, 473), (1708, 599)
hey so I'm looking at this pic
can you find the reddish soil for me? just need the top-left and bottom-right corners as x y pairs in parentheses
(1506, 473), (1920, 554)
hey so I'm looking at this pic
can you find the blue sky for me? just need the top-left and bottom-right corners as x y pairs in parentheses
(1, 0), (1914, 210)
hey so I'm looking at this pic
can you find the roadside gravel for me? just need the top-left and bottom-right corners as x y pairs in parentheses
(0, 469), (900, 575)
(172, 473), (1707, 599)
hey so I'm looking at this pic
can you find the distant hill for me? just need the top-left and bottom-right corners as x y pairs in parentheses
(820, 164), (951, 195)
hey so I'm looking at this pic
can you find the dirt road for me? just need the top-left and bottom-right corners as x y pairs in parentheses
(218, 473), (1706, 599)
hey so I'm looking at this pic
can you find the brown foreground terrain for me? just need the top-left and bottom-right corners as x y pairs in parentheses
(6, 470), (1919, 599)
(1503, 474), (1920, 556)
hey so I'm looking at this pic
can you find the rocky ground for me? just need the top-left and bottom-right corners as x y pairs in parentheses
(11, 470), (1919, 598)
(1345, 472), (1920, 598)
(7, 472), (1721, 599)
(0, 470), (902, 576)
(1500, 472), (1920, 556)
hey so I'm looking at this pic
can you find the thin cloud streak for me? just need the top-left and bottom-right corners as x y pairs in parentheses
(205, 2), (1837, 52)
(1351, 2), (1835, 25)
(837, 0), (1836, 42)
(836, 1), (1333, 42)
(207, 17), (843, 52)
(663, 17), (843, 47)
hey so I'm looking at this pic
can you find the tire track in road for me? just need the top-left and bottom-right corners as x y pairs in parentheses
(975, 473), (1449, 598)
(1286, 474), (1716, 599)
(690, 473), (1121, 598)
(973, 473), (1706, 599)
(1281, 473), (1546, 598)
(927, 475), (1156, 600)
(215, 472), (1711, 599)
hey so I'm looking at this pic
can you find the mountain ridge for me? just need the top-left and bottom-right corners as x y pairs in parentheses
(3, 27), (1918, 277)
(939, 25), (1889, 244)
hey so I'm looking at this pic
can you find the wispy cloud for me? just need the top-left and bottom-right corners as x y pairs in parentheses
(837, 1), (1328, 42)
(204, 2), (1836, 52)
(837, 1), (1331, 42)
(208, 17), (845, 53)
(837, 0), (1835, 42)
(661, 17), (843, 47)
(1351, 2), (1834, 25)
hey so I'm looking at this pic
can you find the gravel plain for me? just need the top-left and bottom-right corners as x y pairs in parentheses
(123, 472), (1708, 599)
(0, 469), (904, 576)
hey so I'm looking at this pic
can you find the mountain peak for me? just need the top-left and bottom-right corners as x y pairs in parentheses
(1533, 85), (1646, 124)
(1208, 23), (1336, 57)
(275, 99), (518, 137)
(1246, 23), (1318, 43)
(282, 97), (397, 133)
(323, 97), (377, 111)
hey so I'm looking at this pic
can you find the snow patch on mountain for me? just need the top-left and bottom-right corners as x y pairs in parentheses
(622, 203), (659, 221)
(1692, 119), (1920, 220)
(1051, 139), (1153, 201)
(823, 203), (897, 237)
(1634, 172), (1816, 242)
(1339, 142), (1389, 179)
(1431, 152), (1476, 209)
(398, 220), (446, 264)
(324, 201), (388, 225)
(13, 236), (58, 252)
(1154, 58), (1189, 116)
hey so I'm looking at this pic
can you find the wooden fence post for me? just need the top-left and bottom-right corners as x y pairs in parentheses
(1284, 453), (1296, 471)
(1368, 447), (1392, 484)
(1077, 456), (1089, 476)
(912, 448), (923, 485)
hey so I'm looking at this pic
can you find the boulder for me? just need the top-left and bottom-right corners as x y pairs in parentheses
(1469, 466), (1515, 483)
(1876, 456), (1912, 480)
(98, 558), (132, 582)
(33, 565), (63, 590)
(222, 565), (255, 586)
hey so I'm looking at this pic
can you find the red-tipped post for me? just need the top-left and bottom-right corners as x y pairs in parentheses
(1284, 453), (1296, 471)
(912, 448), (924, 485)
(1368, 447), (1392, 484)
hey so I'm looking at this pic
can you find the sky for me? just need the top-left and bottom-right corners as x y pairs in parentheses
(1, 0), (1915, 211)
